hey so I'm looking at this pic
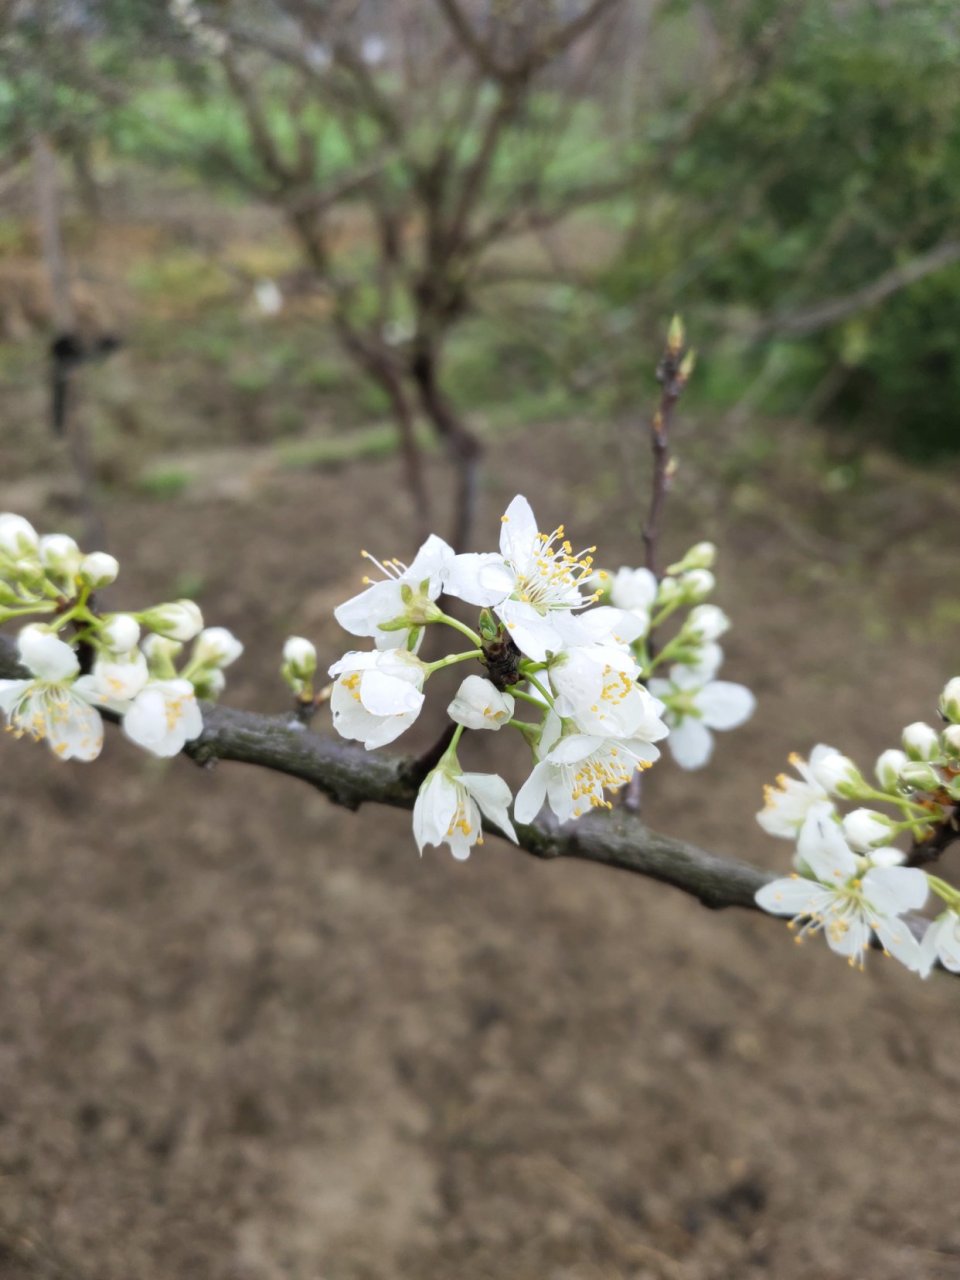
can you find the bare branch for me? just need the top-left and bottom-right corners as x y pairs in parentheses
(756, 239), (960, 340)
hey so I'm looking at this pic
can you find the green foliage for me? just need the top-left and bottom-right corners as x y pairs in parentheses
(606, 0), (960, 457)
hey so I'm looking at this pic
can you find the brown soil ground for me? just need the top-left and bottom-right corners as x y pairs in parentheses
(1, 413), (959, 1280)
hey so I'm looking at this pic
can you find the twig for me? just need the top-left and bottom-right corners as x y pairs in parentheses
(908, 807), (960, 868)
(640, 320), (691, 578)
(0, 635), (945, 972)
(625, 322), (693, 812)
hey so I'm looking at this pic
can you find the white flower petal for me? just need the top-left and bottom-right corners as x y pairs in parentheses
(499, 494), (539, 564)
(667, 717), (714, 770)
(695, 681), (756, 731)
(18, 627), (79, 682)
(755, 876), (834, 917)
(862, 866), (928, 916)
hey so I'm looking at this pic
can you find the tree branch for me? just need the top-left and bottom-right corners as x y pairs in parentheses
(0, 635), (946, 970)
(756, 239), (960, 340)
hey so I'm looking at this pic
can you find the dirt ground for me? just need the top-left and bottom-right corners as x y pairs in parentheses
(0, 406), (959, 1280)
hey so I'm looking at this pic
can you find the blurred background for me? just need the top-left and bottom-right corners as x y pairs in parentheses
(1, 1), (959, 1277)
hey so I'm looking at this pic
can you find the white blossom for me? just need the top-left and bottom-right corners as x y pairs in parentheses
(122, 678), (203, 757)
(756, 745), (842, 839)
(0, 625), (103, 761)
(551, 646), (668, 742)
(608, 566), (658, 632)
(413, 765), (517, 860)
(648, 658), (754, 771)
(916, 909), (960, 977)
(447, 675), (514, 731)
(755, 815), (926, 969)
(445, 495), (598, 662)
(335, 534), (453, 651)
(75, 650), (150, 707)
(514, 715), (660, 823)
(328, 649), (426, 749)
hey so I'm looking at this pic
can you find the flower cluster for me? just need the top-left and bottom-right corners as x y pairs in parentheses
(0, 513), (241, 761)
(756, 686), (960, 976)
(594, 543), (755, 770)
(324, 495), (755, 861)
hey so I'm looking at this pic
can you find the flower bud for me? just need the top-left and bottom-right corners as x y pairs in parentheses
(0, 513), (39, 559)
(142, 633), (183, 677)
(899, 761), (941, 792)
(683, 603), (729, 643)
(939, 678), (960, 724)
(39, 534), (81, 582)
(141, 600), (204, 641)
(655, 577), (683, 607)
(447, 675), (514, 731)
(680, 569), (715, 602)
(902, 721), (940, 761)
(842, 808), (894, 852)
(809, 749), (863, 797)
(101, 614), (140, 653)
(191, 667), (225, 699)
(282, 636), (317, 680)
(666, 543), (717, 576)
(941, 725), (960, 757)
(79, 552), (119, 589)
(875, 748), (908, 790)
(193, 626), (243, 669)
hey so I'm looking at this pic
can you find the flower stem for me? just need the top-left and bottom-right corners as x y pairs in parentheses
(434, 612), (483, 647)
(523, 673), (555, 708)
(424, 648), (483, 676)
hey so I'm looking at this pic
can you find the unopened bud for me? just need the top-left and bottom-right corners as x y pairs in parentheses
(810, 749), (863, 798)
(940, 677), (960, 724)
(941, 725), (960, 757)
(680, 569), (715, 602)
(666, 314), (685, 355)
(193, 626), (243, 669)
(79, 552), (119, 589)
(101, 614), (140, 653)
(39, 534), (81, 583)
(902, 721), (940, 761)
(191, 667), (225, 699)
(282, 636), (317, 680)
(678, 348), (696, 382)
(666, 542), (716, 575)
(875, 748), (908, 790)
(682, 603), (729, 643)
(842, 808), (894, 852)
(142, 633), (183, 677)
(141, 599), (204, 641)
(899, 761), (941, 792)
(0, 513), (39, 559)
(478, 609), (500, 642)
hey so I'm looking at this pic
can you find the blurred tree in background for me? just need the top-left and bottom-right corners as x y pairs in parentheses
(1, 0), (959, 472)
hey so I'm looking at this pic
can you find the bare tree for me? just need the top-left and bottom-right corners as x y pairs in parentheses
(154, 0), (630, 547)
